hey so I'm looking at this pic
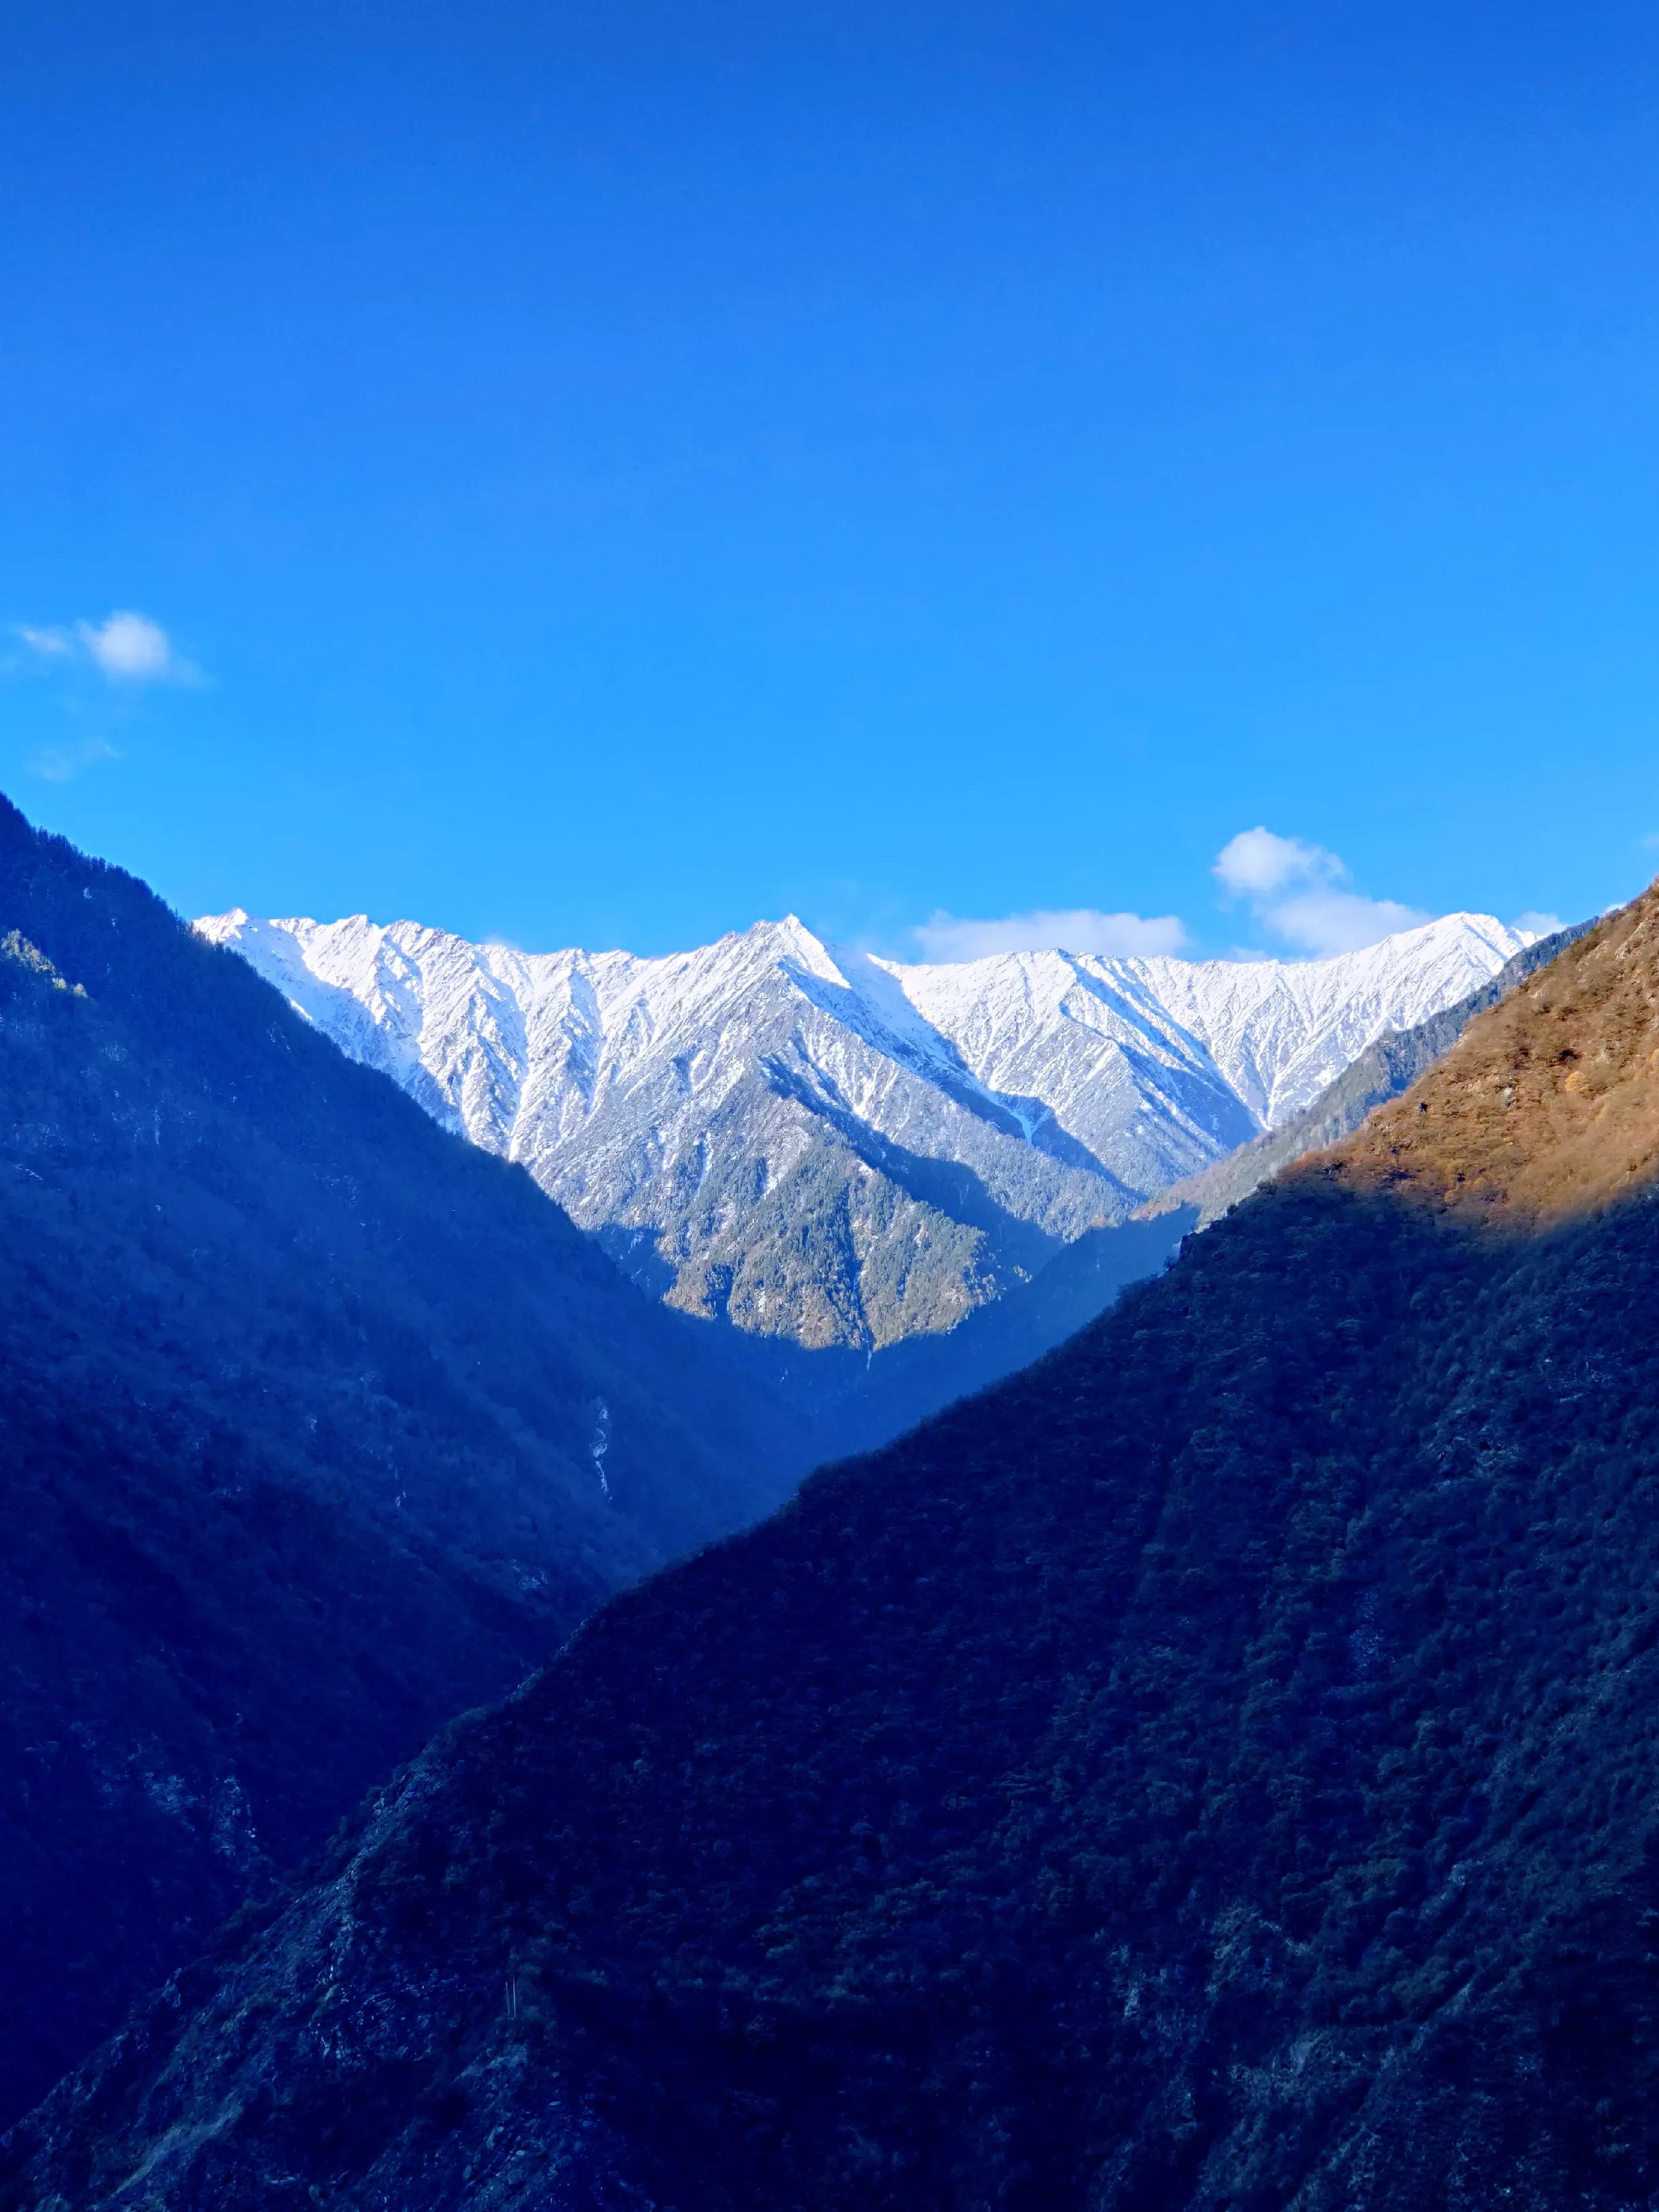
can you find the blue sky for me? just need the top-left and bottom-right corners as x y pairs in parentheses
(5, 0), (1659, 959)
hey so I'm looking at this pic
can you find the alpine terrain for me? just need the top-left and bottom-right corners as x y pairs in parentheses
(200, 905), (1534, 1348)
(1155, 917), (1591, 1226)
(23, 891), (1659, 2209)
(0, 796), (803, 2127)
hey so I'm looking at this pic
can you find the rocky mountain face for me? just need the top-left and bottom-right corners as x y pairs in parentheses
(21, 898), (1659, 2211)
(199, 906), (1531, 1349)
(0, 797), (803, 2128)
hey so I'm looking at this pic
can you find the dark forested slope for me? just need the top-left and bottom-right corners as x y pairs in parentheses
(14, 892), (1659, 2210)
(0, 797), (803, 2123)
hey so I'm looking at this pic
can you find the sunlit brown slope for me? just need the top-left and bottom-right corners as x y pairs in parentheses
(1307, 883), (1659, 1224)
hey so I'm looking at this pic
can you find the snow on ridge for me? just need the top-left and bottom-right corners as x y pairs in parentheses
(194, 904), (1528, 1345)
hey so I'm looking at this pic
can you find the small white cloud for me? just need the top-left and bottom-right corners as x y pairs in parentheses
(78, 610), (200, 684)
(1213, 827), (1338, 899)
(1213, 825), (1430, 958)
(12, 609), (202, 685)
(1511, 909), (1563, 942)
(913, 906), (1191, 961)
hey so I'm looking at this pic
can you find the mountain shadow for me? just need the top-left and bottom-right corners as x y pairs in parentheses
(0, 795), (805, 2125)
(12, 894), (1659, 2205)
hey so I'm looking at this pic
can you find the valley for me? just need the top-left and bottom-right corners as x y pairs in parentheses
(0, 797), (1627, 2211)
(12, 883), (1659, 2209)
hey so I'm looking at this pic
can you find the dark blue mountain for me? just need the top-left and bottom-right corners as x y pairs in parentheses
(0, 795), (805, 2123)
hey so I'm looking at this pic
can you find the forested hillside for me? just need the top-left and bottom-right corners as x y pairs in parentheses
(12, 898), (1659, 2209)
(0, 797), (803, 2123)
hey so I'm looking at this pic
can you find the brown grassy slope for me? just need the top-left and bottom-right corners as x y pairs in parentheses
(1305, 883), (1659, 1222)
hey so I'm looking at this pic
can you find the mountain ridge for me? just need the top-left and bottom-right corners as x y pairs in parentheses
(1314, 888), (1659, 1224)
(1152, 919), (1592, 1228)
(198, 903), (1531, 1348)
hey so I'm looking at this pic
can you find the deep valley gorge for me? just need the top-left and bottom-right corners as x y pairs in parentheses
(6, 838), (1658, 2209)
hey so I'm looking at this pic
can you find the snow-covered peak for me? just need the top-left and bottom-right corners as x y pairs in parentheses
(197, 902), (1530, 1347)
(1121, 911), (1531, 1124)
(870, 911), (1529, 1131)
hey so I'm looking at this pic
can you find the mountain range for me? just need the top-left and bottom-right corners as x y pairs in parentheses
(1155, 917), (1592, 1226)
(199, 905), (1534, 1349)
(15, 883), (1659, 2209)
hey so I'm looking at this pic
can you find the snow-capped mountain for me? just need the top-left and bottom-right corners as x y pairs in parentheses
(196, 907), (1531, 1349)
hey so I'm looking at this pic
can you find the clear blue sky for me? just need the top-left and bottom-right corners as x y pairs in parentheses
(5, 0), (1659, 959)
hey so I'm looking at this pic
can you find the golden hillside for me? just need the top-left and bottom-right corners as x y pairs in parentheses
(1307, 884), (1659, 1224)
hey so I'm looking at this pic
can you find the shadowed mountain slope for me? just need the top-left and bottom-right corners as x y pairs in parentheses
(0, 797), (805, 2125)
(12, 894), (1659, 2211)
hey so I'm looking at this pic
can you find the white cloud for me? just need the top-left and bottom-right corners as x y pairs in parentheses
(1511, 909), (1563, 942)
(913, 906), (1191, 962)
(80, 612), (170, 680)
(1213, 826), (1430, 957)
(1213, 826), (1335, 899)
(13, 609), (201, 685)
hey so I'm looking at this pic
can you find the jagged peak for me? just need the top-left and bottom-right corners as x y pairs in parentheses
(740, 911), (824, 951)
(1128, 909), (1524, 978)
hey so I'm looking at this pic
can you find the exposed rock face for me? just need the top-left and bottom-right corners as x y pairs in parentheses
(17, 885), (1659, 2211)
(198, 906), (1530, 1348)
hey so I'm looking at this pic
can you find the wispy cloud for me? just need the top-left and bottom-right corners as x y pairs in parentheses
(1213, 827), (1429, 957)
(28, 736), (121, 785)
(912, 906), (1191, 962)
(14, 624), (73, 661)
(12, 609), (203, 686)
